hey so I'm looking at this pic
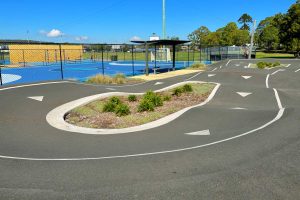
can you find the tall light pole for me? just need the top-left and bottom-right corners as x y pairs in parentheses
(248, 20), (256, 59)
(162, 0), (166, 39)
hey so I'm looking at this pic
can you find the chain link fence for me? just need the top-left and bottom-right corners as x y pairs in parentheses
(0, 42), (255, 86)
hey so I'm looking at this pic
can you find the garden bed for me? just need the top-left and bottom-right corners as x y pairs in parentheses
(65, 83), (216, 129)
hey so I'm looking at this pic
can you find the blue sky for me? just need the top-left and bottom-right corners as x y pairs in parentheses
(0, 0), (296, 43)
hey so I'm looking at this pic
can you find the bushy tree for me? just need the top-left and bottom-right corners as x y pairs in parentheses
(188, 26), (210, 47)
(238, 13), (253, 31)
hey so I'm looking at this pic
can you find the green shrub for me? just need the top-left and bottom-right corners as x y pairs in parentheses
(273, 62), (281, 67)
(182, 84), (193, 92)
(109, 96), (121, 105)
(138, 100), (155, 112)
(143, 90), (163, 107)
(103, 96), (121, 112)
(163, 95), (171, 101)
(257, 62), (266, 69)
(115, 104), (130, 117)
(103, 101), (117, 112)
(128, 95), (137, 102)
(173, 87), (183, 96)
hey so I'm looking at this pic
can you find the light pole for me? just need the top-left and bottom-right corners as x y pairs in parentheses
(248, 20), (256, 59)
(162, 0), (166, 39)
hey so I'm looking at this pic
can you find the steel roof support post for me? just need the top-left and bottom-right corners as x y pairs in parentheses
(145, 42), (149, 76)
(172, 44), (176, 71)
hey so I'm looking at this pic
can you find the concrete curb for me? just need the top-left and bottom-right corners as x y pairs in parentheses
(46, 81), (221, 135)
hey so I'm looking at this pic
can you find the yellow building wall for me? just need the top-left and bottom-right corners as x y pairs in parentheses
(8, 44), (83, 64)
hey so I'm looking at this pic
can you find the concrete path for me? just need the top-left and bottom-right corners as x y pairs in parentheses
(0, 59), (299, 199)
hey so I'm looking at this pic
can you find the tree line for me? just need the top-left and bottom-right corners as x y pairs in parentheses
(188, 1), (300, 57)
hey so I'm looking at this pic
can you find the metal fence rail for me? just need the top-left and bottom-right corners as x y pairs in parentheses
(0, 42), (255, 86)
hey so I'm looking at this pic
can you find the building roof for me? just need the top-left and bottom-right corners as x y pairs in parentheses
(131, 39), (190, 45)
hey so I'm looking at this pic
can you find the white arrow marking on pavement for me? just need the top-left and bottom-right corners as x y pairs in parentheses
(155, 82), (164, 85)
(242, 76), (252, 80)
(106, 88), (116, 91)
(185, 130), (210, 136)
(208, 74), (216, 77)
(237, 92), (252, 98)
(28, 96), (44, 102)
(231, 107), (248, 110)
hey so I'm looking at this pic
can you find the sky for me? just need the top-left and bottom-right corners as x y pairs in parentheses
(0, 0), (296, 43)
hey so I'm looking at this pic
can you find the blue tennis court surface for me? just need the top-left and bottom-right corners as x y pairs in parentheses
(1, 60), (192, 85)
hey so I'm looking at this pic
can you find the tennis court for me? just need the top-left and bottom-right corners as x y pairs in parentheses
(0, 60), (190, 85)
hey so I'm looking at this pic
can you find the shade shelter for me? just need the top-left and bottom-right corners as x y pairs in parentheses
(131, 40), (189, 75)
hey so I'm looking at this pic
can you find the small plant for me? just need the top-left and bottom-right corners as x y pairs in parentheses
(163, 95), (171, 101)
(114, 73), (126, 79)
(143, 90), (163, 107)
(115, 104), (130, 117)
(128, 95), (137, 102)
(173, 87), (183, 96)
(257, 62), (266, 69)
(103, 101), (116, 112)
(110, 96), (121, 105)
(103, 96), (121, 112)
(189, 63), (206, 70)
(182, 84), (193, 92)
(273, 61), (281, 67)
(138, 99), (155, 112)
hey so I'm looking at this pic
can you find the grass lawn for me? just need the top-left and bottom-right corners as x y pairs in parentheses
(82, 51), (209, 61)
(256, 52), (295, 59)
(65, 83), (216, 129)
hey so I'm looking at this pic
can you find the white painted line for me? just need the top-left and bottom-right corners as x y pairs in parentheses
(185, 72), (202, 81)
(185, 129), (210, 136)
(0, 81), (69, 91)
(237, 92), (252, 98)
(219, 65), (223, 69)
(235, 64), (240, 67)
(273, 89), (283, 109)
(155, 82), (164, 85)
(266, 74), (270, 89)
(247, 63), (251, 68)
(242, 76), (252, 80)
(211, 67), (217, 72)
(285, 64), (291, 68)
(271, 69), (285, 75)
(71, 80), (149, 88)
(28, 96), (44, 102)
(231, 107), (248, 110)
(46, 81), (221, 135)
(106, 88), (116, 91)
(1, 74), (22, 84)
(226, 60), (231, 66)
(295, 69), (300, 73)
(1, 101), (285, 161)
(208, 74), (216, 77)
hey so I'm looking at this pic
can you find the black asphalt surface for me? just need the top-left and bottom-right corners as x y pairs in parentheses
(0, 59), (299, 199)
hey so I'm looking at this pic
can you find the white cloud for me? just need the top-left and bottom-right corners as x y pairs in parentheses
(75, 36), (89, 41)
(46, 29), (64, 38)
(130, 36), (142, 41)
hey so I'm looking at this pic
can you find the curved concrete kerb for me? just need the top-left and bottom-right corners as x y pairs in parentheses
(46, 81), (221, 135)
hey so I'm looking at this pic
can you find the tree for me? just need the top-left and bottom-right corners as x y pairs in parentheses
(278, 3), (300, 56)
(188, 26), (210, 47)
(238, 13), (253, 31)
(256, 16), (280, 50)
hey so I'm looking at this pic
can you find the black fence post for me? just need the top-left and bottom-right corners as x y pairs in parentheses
(59, 44), (64, 80)
(0, 66), (3, 86)
(131, 45), (135, 76)
(187, 45), (190, 67)
(22, 50), (25, 67)
(101, 45), (104, 75)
